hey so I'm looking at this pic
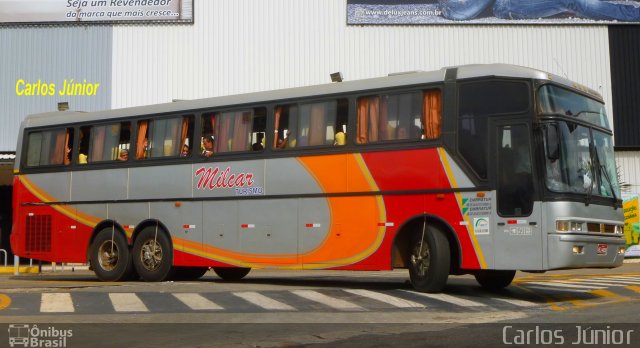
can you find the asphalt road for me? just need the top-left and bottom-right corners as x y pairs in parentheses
(0, 263), (639, 347)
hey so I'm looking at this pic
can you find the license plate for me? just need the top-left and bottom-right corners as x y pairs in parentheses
(597, 244), (608, 255)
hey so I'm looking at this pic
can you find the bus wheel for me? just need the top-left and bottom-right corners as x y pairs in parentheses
(90, 229), (134, 282)
(132, 227), (174, 282)
(474, 270), (516, 290)
(213, 267), (251, 281)
(408, 226), (450, 293)
(173, 267), (209, 280)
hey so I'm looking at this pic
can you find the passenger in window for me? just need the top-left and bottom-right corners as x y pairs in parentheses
(202, 136), (214, 158)
(334, 132), (346, 146)
(180, 144), (191, 157)
(118, 149), (129, 161)
(79, 153), (88, 164)
(252, 133), (265, 151)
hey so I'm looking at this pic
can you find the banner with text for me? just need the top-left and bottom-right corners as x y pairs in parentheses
(347, 0), (640, 25)
(0, 0), (193, 25)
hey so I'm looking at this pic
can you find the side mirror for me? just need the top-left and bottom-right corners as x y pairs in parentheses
(544, 124), (560, 161)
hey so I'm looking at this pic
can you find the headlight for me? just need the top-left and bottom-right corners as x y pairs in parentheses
(556, 220), (584, 232)
(614, 225), (624, 235)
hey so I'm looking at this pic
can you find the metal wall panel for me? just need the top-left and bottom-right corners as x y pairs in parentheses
(111, 0), (613, 132)
(616, 151), (640, 194)
(0, 26), (112, 151)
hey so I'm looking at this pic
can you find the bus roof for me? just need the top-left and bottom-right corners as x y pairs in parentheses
(21, 63), (601, 128)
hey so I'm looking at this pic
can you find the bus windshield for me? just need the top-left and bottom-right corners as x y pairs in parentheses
(542, 121), (620, 199)
(538, 85), (610, 129)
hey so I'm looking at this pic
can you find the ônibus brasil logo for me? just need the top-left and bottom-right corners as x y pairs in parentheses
(7, 324), (72, 348)
(195, 166), (264, 196)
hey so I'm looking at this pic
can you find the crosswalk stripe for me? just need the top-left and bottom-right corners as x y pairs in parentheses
(233, 292), (296, 310)
(592, 277), (640, 284)
(41, 293), (74, 313)
(109, 293), (149, 312)
(561, 280), (629, 287)
(291, 290), (364, 310)
(400, 290), (486, 307)
(343, 289), (425, 308)
(526, 282), (607, 290)
(601, 276), (640, 281)
(525, 285), (591, 293)
(173, 293), (224, 310)
(492, 297), (539, 308)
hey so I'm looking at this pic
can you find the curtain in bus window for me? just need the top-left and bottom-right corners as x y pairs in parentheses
(149, 118), (181, 157)
(308, 103), (326, 146)
(357, 97), (381, 143)
(215, 112), (233, 153)
(423, 90), (442, 140)
(63, 130), (72, 165)
(136, 121), (148, 160)
(51, 130), (66, 165)
(180, 116), (189, 149)
(90, 126), (106, 162)
(273, 107), (282, 148)
(232, 111), (252, 151)
(26, 133), (43, 167)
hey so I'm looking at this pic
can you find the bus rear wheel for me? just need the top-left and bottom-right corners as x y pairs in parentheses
(90, 229), (134, 282)
(213, 267), (251, 281)
(407, 226), (450, 293)
(474, 270), (516, 290)
(133, 227), (174, 282)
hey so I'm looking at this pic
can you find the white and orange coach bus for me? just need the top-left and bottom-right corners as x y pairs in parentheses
(11, 64), (625, 292)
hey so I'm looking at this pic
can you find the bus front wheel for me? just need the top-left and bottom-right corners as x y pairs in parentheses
(474, 270), (516, 290)
(407, 226), (450, 293)
(132, 227), (174, 282)
(213, 267), (251, 281)
(90, 229), (134, 282)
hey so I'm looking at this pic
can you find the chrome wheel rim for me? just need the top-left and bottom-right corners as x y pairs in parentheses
(410, 239), (430, 277)
(140, 239), (163, 272)
(98, 240), (119, 271)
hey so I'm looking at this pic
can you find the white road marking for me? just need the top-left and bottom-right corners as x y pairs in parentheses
(400, 291), (486, 307)
(291, 290), (364, 310)
(233, 292), (296, 311)
(41, 293), (74, 313)
(526, 282), (607, 290)
(492, 297), (539, 308)
(173, 293), (224, 310)
(344, 289), (425, 308)
(109, 293), (149, 312)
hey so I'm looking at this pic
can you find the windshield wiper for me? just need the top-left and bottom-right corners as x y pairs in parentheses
(600, 163), (618, 205)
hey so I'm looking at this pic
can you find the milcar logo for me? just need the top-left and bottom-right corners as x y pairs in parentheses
(8, 324), (72, 347)
(195, 166), (264, 196)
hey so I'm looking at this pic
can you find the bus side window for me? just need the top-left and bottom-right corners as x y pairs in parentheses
(84, 122), (130, 163)
(202, 108), (266, 154)
(274, 99), (347, 149)
(25, 127), (74, 167)
(356, 90), (440, 144)
(137, 116), (194, 159)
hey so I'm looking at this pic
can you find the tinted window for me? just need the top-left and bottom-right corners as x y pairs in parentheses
(274, 99), (348, 149)
(356, 90), (441, 144)
(136, 116), (194, 160)
(458, 81), (530, 179)
(78, 122), (130, 163)
(201, 108), (266, 156)
(26, 128), (74, 167)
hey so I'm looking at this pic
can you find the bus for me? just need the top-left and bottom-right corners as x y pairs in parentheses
(10, 64), (625, 293)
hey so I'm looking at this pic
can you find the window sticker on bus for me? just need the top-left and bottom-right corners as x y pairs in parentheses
(195, 166), (264, 195)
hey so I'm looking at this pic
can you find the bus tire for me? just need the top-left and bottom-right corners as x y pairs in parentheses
(474, 270), (516, 290)
(408, 226), (450, 293)
(132, 227), (174, 282)
(173, 267), (209, 280)
(213, 267), (251, 281)
(90, 229), (134, 282)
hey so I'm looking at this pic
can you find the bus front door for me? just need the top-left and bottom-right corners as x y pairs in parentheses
(492, 122), (543, 270)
